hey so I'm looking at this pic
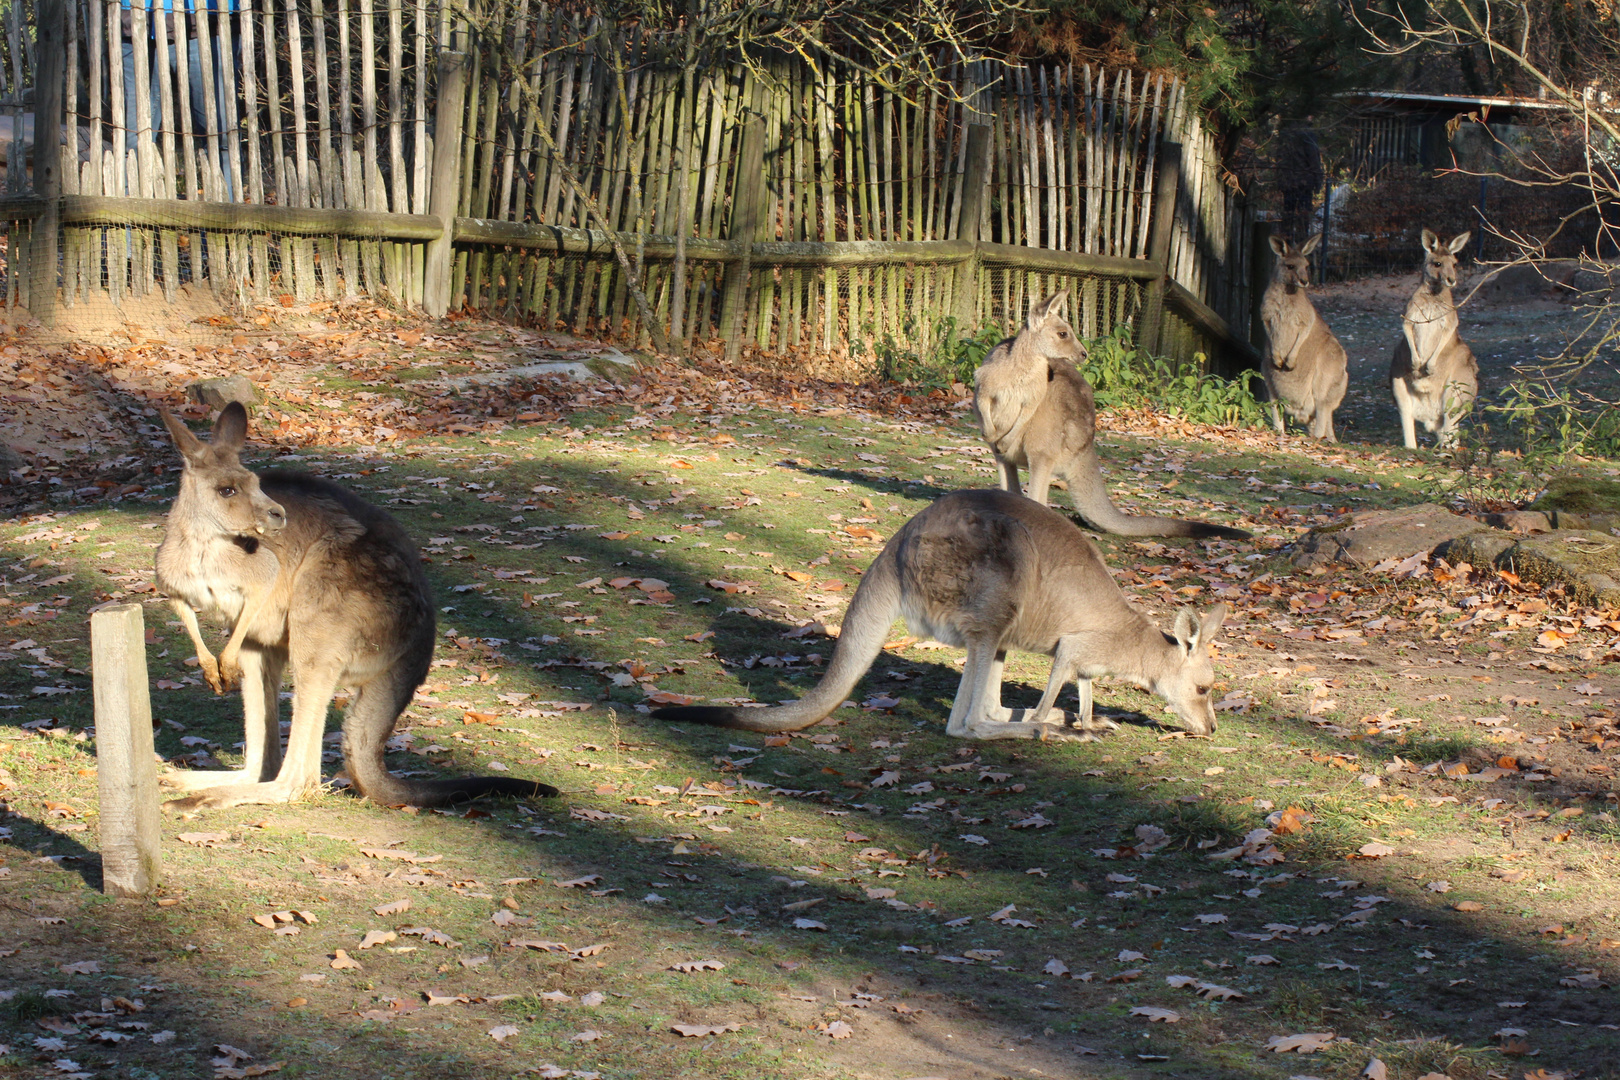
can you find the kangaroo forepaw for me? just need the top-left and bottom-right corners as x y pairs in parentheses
(216, 650), (243, 693)
(197, 654), (225, 695)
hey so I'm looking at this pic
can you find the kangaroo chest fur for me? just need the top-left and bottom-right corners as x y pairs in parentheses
(155, 527), (261, 626)
(1403, 286), (1458, 368)
(1259, 282), (1313, 365)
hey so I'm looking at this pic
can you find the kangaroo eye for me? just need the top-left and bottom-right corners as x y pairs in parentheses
(1056, 329), (1068, 339)
(218, 486), (236, 498)
(1196, 685), (1211, 696)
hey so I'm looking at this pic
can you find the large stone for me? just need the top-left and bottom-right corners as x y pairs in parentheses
(188, 374), (264, 410)
(1290, 504), (1491, 569)
(0, 443), (26, 473)
(1502, 530), (1620, 607)
(445, 346), (642, 389)
(1439, 529), (1620, 607)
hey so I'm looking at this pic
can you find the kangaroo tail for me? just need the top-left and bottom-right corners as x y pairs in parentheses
(1066, 445), (1251, 540)
(342, 670), (558, 807)
(654, 550), (902, 733)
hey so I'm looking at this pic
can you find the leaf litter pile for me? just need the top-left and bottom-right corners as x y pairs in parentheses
(0, 307), (1617, 1079)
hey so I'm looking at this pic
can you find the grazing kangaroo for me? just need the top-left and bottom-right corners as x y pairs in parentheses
(973, 291), (1250, 540)
(654, 489), (1227, 740)
(154, 403), (559, 809)
(1391, 229), (1479, 450)
(1259, 233), (1349, 441)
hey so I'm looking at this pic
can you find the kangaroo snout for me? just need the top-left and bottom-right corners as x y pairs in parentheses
(258, 500), (288, 534)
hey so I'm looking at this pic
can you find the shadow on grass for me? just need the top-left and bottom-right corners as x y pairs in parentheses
(1, 403), (1617, 1078)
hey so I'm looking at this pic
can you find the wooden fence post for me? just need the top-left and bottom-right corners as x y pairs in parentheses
(27, 0), (65, 328)
(952, 123), (992, 330)
(720, 92), (767, 365)
(92, 603), (161, 898)
(1137, 141), (1181, 359)
(424, 50), (469, 318)
(1250, 218), (1273, 365)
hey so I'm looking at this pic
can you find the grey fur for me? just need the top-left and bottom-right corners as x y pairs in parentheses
(1260, 233), (1349, 441)
(655, 489), (1226, 740)
(1391, 228), (1479, 449)
(154, 403), (558, 810)
(973, 291), (1249, 540)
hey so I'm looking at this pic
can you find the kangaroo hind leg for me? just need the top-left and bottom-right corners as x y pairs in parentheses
(950, 638), (1094, 742)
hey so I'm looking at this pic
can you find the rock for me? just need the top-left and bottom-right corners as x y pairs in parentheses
(1480, 510), (1551, 534)
(1442, 530), (1517, 568)
(1529, 474), (1620, 515)
(1290, 504), (1490, 569)
(1503, 530), (1620, 607)
(1547, 509), (1620, 534)
(0, 443), (26, 473)
(444, 347), (642, 389)
(188, 374), (264, 410)
(1442, 529), (1620, 607)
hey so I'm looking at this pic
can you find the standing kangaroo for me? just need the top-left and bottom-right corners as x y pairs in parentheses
(1259, 233), (1349, 441)
(1391, 229), (1479, 450)
(654, 489), (1227, 740)
(973, 291), (1249, 540)
(154, 403), (559, 810)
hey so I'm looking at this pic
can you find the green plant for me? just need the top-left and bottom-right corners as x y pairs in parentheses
(1485, 371), (1620, 462)
(860, 316), (1004, 389)
(1082, 324), (1268, 428)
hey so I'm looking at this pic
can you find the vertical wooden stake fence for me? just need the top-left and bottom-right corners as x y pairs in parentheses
(1249, 219), (1273, 362)
(1137, 140), (1181, 359)
(953, 122), (991, 328)
(721, 109), (766, 364)
(92, 603), (161, 898)
(424, 50), (469, 317)
(27, 0), (63, 326)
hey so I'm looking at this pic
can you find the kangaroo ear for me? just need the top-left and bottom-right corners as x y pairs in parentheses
(1447, 231), (1472, 254)
(1421, 228), (1439, 251)
(160, 411), (207, 463)
(1269, 234), (1287, 256)
(1299, 233), (1322, 255)
(1199, 603), (1228, 647)
(1026, 291), (1063, 330)
(211, 402), (250, 455)
(1172, 607), (1199, 652)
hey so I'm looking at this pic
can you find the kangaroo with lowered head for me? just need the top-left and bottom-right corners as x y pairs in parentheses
(154, 403), (559, 810)
(1259, 233), (1349, 441)
(972, 291), (1249, 540)
(1391, 229), (1479, 450)
(654, 488), (1228, 740)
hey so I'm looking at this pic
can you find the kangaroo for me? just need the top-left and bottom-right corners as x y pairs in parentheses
(154, 403), (559, 810)
(1259, 233), (1349, 441)
(653, 488), (1227, 740)
(973, 291), (1249, 540)
(1391, 229), (1479, 450)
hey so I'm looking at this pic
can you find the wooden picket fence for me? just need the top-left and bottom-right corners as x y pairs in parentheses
(2, 0), (1259, 375)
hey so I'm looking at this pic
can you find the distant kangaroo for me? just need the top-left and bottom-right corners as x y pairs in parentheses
(1259, 233), (1348, 441)
(1391, 229), (1479, 450)
(654, 489), (1228, 740)
(972, 291), (1249, 540)
(155, 403), (559, 810)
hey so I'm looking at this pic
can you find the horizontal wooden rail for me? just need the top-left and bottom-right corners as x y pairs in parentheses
(1166, 280), (1262, 371)
(59, 197), (444, 241)
(976, 242), (1162, 281)
(453, 218), (1168, 278)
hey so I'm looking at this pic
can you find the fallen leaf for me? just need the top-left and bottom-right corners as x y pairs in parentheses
(329, 950), (362, 970)
(671, 1022), (741, 1037)
(670, 959), (725, 973)
(1267, 1032), (1335, 1053)
(1131, 1006), (1182, 1023)
(488, 1024), (520, 1042)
